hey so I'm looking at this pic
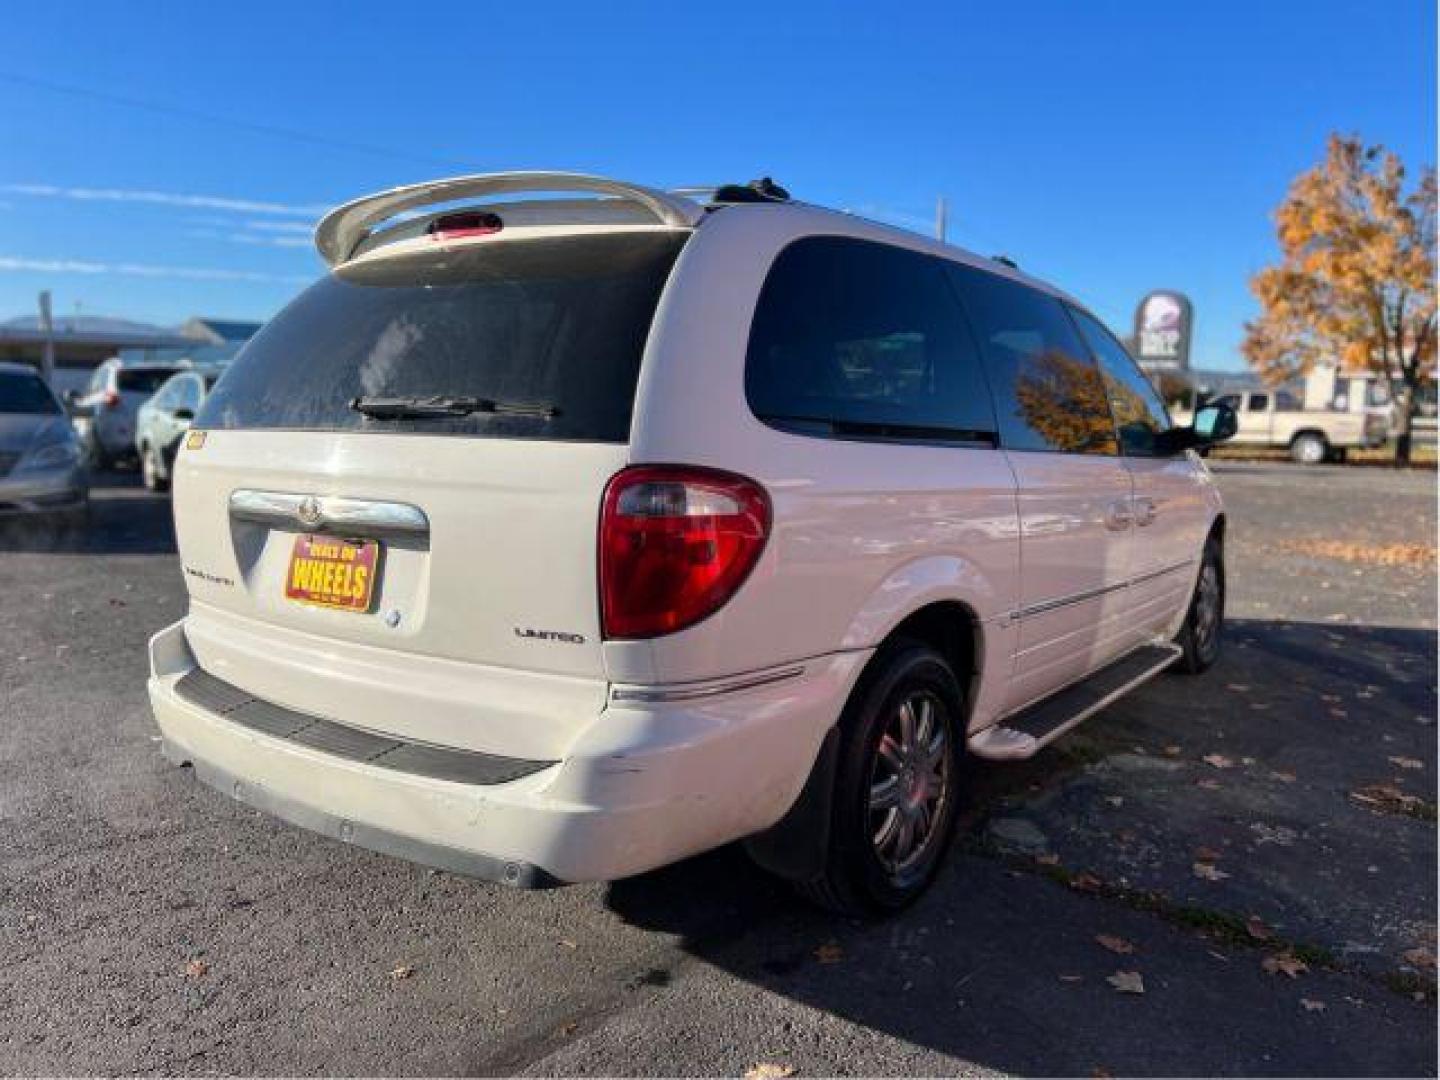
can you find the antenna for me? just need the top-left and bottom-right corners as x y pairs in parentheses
(935, 196), (948, 242)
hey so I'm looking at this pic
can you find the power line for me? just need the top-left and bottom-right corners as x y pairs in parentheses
(0, 70), (478, 173)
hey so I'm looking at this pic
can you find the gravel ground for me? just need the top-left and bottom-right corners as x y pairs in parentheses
(0, 462), (1434, 1077)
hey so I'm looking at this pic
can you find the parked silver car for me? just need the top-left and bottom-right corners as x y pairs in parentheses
(135, 368), (222, 492)
(0, 362), (89, 520)
(72, 358), (188, 469)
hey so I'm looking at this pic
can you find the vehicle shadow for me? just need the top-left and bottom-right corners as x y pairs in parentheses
(602, 618), (1438, 1077)
(0, 472), (176, 556)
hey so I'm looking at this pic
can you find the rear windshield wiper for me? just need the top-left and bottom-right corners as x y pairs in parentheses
(349, 395), (559, 420)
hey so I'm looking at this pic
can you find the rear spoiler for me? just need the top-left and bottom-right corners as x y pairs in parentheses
(314, 171), (704, 266)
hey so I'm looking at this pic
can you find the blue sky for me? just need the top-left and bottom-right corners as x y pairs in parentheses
(0, 0), (1433, 371)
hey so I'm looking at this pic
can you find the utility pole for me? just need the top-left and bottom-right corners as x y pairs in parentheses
(37, 290), (55, 387)
(935, 196), (948, 242)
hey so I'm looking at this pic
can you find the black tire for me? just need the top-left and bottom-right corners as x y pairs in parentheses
(83, 431), (111, 472)
(1173, 536), (1225, 674)
(140, 442), (170, 492)
(1290, 432), (1328, 465)
(796, 641), (966, 916)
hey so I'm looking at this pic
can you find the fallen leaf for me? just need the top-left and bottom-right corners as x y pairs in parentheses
(182, 959), (208, 978)
(1301, 998), (1326, 1012)
(1035, 852), (1060, 866)
(1402, 947), (1436, 970)
(1202, 754), (1235, 769)
(1246, 916), (1274, 942)
(1162, 745), (1182, 757)
(1193, 862), (1231, 882)
(1194, 845), (1223, 862)
(1225, 684), (1250, 692)
(389, 965), (415, 981)
(1389, 756), (1424, 771)
(1070, 872), (1103, 894)
(1262, 953), (1308, 978)
(1269, 770), (1297, 783)
(1106, 970), (1145, 995)
(1095, 934), (1136, 955)
(1092, 1069), (1113, 1080)
(813, 941), (844, 964)
(743, 1066), (796, 1080)
(1276, 539), (1437, 567)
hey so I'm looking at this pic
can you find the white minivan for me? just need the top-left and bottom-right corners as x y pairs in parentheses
(148, 173), (1237, 913)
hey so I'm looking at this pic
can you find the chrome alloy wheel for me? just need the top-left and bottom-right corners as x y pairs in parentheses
(868, 690), (950, 874)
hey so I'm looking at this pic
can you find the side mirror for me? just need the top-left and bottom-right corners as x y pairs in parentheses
(1193, 402), (1238, 443)
(172, 407), (195, 422)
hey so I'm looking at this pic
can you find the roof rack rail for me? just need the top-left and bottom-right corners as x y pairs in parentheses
(315, 171), (705, 266)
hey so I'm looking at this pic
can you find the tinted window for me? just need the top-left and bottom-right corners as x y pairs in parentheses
(1070, 306), (1172, 457)
(947, 265), (1117, 455)
(118, 368), (183, 394)
(173, 375), (203, 411)
(1275, 389), (1301, 411)
(0, 372), (61, 415)
(1247, 393), (1269, 412)
(745, 237), (995, 442)
(198, 232), (688, 442)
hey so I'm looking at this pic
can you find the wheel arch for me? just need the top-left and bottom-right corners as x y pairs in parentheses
(745, 590), (986, 886)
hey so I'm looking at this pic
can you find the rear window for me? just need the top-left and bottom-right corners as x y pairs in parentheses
(198, 231), (688, 442)
(0, 372), (61, 415)
(118, 368), (183, 394)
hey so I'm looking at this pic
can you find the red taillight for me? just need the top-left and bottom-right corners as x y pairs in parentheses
(427, 211), (503, 241)
(102, 390), (120, 409)
(600, 466), (770, 639)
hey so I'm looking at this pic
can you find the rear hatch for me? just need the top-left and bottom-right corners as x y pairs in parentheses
(174, 228), (688, 758)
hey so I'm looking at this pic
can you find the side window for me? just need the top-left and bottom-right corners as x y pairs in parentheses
(150, 382), (178, 410)
(1274, 389), (1301, 411)
(174, 376), (203, 411)
(1246, 393), (1270, 412)
(745, 237), (996, 442)
(946, 264), (1118, 455)
(1069, 307), (1172, 457)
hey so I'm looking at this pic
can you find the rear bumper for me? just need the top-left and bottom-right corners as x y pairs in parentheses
(148, 619), (867, 885)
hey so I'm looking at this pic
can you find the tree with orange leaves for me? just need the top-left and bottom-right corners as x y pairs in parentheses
(1243, 134), (1435, 463)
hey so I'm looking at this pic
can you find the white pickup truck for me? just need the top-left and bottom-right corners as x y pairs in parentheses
(1172, 389), (1389, 464)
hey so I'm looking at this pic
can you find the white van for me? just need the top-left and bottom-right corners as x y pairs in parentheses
(148, 173), (1237, 913)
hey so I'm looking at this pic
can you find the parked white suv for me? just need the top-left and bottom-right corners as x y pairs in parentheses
(148, 173), (1237, 913)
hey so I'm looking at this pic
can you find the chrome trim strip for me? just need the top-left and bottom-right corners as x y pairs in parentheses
(1008, 558), (1196, 622)
(610, 665), (806, 704)
(229, 489), (430, 544)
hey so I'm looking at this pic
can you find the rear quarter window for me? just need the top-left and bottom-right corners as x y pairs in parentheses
(744, 236), (996, 443)
(197, 231), (688, 442)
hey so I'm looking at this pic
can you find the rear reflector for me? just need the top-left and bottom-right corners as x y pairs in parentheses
(600, 465), (770, 639)
(427, 211), (503, 241)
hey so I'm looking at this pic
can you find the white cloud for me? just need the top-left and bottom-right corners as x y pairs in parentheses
(0, 255), (310, 285)
(2, 183), (325, 218)
(185, 227), (313, 249)
(243, 219), (314, 234)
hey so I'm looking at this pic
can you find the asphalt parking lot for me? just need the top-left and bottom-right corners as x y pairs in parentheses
(1, 463), (1435, 1077)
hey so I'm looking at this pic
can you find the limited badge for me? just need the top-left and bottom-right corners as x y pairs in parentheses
(185, 430), (207, 450)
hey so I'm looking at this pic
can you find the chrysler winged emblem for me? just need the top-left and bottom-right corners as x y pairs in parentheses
(297, 496), (323, 527)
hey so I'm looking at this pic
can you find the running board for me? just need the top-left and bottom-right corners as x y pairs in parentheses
(968, 643), (1183, 761)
